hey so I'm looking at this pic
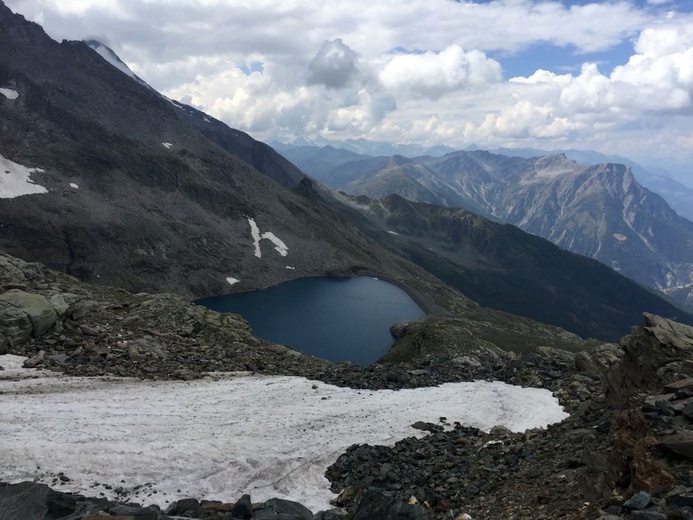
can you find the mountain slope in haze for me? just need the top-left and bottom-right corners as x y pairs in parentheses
(329, 193), (692, 341)
(314, 148), (693, 308)
(279, 140), (693, 225)
(491, 146), (693, 223)
(0, 3), (435, 300)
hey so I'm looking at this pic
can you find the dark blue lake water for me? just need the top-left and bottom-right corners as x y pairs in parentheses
(196, 276), (424, 365)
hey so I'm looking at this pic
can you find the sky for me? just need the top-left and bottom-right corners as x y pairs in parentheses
(5, 0), (693, 167)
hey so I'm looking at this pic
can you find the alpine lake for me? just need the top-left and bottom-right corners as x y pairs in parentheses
(195, 276), (425, 365)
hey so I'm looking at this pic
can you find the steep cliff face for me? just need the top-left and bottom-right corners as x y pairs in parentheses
(492, 163), (693, 300)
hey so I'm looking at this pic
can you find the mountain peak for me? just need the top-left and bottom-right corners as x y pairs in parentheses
(84, 39), (151, 89)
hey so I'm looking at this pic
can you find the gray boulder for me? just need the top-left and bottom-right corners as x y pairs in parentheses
(0, 290), (57, 338)
(0, 299), (33, 345)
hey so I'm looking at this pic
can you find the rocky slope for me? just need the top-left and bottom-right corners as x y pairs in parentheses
(322, 192), (692, 341)
(2, 253), (693, 519)
(0, 2), (438, 300)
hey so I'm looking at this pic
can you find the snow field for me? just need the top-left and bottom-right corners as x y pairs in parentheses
(0, 355), (567, 512)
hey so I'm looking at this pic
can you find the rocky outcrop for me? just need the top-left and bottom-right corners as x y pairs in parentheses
(576, 313), (693, 401)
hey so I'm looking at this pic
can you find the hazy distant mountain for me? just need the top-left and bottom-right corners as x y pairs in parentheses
(278, 140), (693, 223)
(329, 193), (691, 340)
(274, 137), (456, 160)
(315, 149), (693, 308)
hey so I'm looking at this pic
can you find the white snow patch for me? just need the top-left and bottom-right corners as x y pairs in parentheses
(162, 142), (173, 149)
(226, 277), (240, 286)
(203, 116), (211, 123)
(69, 183), (79, 189)
(0, 355), (567, 513)
(286, 266), (295, 270)
(0, 153), (48, 198)
(387, 230), (400, 235)
(613, 233), (627, 242)
(248, 218), (289, 258)
(0, 88), (19, 100)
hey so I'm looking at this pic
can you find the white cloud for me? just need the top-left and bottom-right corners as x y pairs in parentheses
(4, 0), (693, 161)
(379, 46), (502, 99)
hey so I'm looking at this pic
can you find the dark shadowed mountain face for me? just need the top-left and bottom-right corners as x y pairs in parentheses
(308, 147), (693, 308)
(326, 193), (693, 341)
(0, 3), (437, 299)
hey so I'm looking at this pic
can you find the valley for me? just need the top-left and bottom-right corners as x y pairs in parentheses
(1, 2), (693, 520)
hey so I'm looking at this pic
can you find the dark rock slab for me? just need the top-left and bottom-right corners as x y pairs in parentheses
(658, 431), (693, 460)
(227, 493), (252, 519)
(0, 481), (78, 520)
(253, 498), (313, 520)
(623, 490), (652, 510)
(165, 497), (201, 517)
(349, 491), (428, 520)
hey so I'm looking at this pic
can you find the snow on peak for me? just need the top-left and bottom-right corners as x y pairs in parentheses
(0, 88), (19, 100)
(85, 40), (151, 91)
(0, 153), (48, 198)
(248, 218), (289, 258)
(86, 40), (138, 80)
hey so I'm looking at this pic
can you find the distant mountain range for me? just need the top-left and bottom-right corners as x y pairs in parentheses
(277, 140), (693, 223)
(278, 142), (693, 309)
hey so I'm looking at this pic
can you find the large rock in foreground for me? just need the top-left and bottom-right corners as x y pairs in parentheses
(577, 313), (693, 401)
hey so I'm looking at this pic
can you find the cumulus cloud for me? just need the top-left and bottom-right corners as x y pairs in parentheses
(4, 0), (693, 161)
(379, 46), (502, 99)
(307, 39), (361, 89)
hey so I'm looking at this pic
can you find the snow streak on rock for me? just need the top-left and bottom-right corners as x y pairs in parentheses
(0, 154), (48, 198)
(248, 218), (289, 258)
(0, 88), (19, 100)
(226, 277), (240, 286)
